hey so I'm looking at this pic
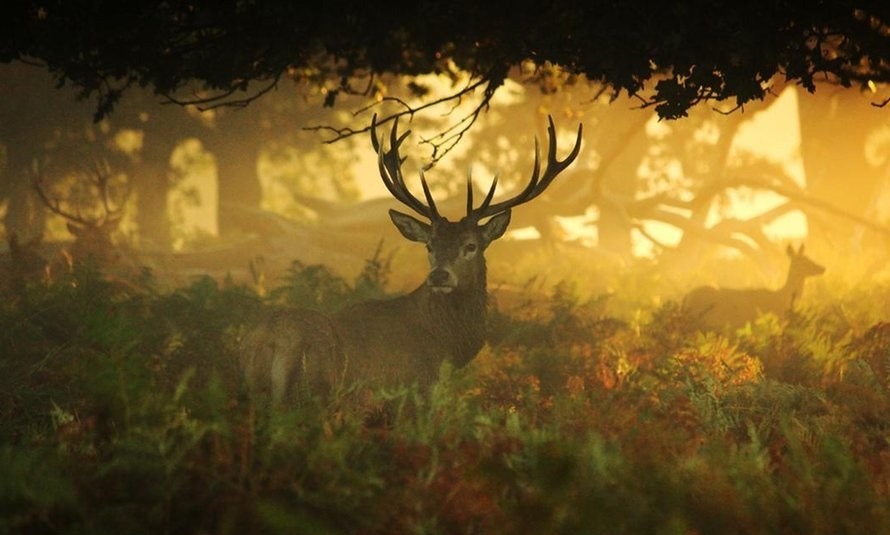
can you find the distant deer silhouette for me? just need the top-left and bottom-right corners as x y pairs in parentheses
(683, 244), (825, 330)
(239, 115), (582, 402)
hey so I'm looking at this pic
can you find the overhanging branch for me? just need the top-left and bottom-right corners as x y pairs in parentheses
(303, 73), (500, 167)
(161, 73), (282, 112)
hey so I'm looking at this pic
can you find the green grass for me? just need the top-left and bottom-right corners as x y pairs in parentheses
(2, 260), (889, 534)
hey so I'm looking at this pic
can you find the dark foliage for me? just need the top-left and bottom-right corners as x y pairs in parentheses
(2, 261), (890, 533)
(3, 2), (890, 120)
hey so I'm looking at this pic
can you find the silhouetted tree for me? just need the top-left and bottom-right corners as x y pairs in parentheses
(4, 2), (890, 272)
(3, 2), (889, 123)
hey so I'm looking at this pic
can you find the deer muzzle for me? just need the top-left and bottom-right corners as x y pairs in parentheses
(427, 267), (457, 293)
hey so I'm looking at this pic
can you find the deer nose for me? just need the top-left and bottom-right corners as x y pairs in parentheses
(427, 268), (453, 288)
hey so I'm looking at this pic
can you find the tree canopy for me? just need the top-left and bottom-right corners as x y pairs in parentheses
(3, 1), (890, 121)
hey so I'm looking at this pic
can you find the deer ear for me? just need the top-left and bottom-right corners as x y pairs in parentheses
(389, 209), (431, 243)
(481, 210), (511, 245)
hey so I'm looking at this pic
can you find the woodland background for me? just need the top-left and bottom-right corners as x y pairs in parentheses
(3, 2), (890, 533)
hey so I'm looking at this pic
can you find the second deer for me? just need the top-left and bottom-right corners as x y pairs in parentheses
(683, 244), (825, 331)
(32, 162), (130, 275)
(239, 115), (582, 402)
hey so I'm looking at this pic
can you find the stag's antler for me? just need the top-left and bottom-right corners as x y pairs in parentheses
(468, 116), (582, 221)
(32, 161), (128, 229)
(371, 114), (582, 222)
(371, 114), (441, 220)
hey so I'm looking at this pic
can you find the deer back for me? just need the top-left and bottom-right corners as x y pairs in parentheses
(684, 244), (825, 330)
(238, 289), (484, 402)
(238, 308), (342, 401)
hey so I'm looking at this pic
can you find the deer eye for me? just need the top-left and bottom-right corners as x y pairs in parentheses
(464, 243), (478, 255)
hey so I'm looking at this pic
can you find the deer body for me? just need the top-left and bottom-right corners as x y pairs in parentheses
(331, 269), (487, 382)
(684, 245), (825, 330)
(240, 212), (507, 399)
(239, 115), (582, 402)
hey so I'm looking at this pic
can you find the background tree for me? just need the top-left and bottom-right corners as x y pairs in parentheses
(3, 1), (890, 286)
(0, 62), (366, 253)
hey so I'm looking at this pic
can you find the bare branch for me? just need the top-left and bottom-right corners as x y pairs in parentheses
(303, 76), (494, 167)
(631, 222), (670, 252)
(628, 204), (763, 258)
(602, 165), (890, 264)
(713, 103), (744, 115)
(872, 94), (890, 108)
(417, 84), (496, 167)
(161, 74), (282, 111)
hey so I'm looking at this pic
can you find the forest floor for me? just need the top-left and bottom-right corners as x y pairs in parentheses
(2, 252), (890, 534)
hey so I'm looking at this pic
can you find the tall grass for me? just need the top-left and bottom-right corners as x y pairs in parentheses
(1, 258), (889, 534)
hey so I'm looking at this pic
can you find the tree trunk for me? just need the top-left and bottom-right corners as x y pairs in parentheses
(212, 134), (262, 238)
(1, 144), (45, 241)
(131, 134), (174, 250)
(796, 86), (888, 256)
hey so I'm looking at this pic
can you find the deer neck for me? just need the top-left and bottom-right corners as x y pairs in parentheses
(780, 266), (807, 307)
(413, 265), (488, 367)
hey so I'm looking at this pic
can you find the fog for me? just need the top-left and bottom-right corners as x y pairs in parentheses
(2, 61), (889, 307)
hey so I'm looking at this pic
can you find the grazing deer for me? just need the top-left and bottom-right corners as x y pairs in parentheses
(683, 244), (826, 331)
(239, 115), (582, 402)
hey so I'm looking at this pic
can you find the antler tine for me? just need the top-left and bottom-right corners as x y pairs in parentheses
(370, 114), (439, 220)
(32, 170), (94, 227)
(376, 144), (427, 216)
(470, 116), (582, 220)
(474, 174), (499, 214)
(370, 113), (382, 153)
(90, 161), (127, 223)
(465, 165), (502, 217)
(418, 169), (440, 219)
(466, 168), (473, 216)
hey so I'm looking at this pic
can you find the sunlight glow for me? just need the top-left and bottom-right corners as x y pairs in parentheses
(168, 139), (218, 250)
(629, 86), (808, 258)
(718, 87), (808, 239)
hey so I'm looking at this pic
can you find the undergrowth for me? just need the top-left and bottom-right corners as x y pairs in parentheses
(2, 259), (890, 534)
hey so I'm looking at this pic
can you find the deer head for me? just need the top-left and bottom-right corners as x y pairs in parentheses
(33, 162), (129, 268)
(785, 244), (825, 279)
(784, 243), (825, 304)
(370, 114), (583, 295)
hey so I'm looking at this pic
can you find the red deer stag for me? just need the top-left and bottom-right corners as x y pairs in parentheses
(239, 115), (583, 402)
(32, 162), (130, 275)
(683, 244), (825, 331)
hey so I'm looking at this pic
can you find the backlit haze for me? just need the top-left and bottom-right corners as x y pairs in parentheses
(2, 63), (889, 304)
